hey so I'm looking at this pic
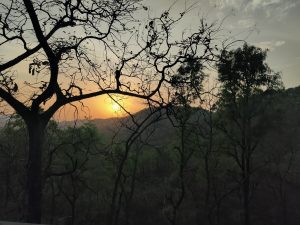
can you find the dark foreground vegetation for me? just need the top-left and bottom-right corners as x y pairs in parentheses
(1, 85), (300, 225)
(0, 1), (298, 224)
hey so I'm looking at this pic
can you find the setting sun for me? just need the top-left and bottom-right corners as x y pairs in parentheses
(111, 102), (121, 112)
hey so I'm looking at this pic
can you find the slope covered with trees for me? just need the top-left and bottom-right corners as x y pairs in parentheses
(1, 85), (300, 225)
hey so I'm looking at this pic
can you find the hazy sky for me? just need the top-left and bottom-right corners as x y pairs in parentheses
(55, 0), (300, 119)
(146, 0), (300, 88)
(2, 0), (299, 120)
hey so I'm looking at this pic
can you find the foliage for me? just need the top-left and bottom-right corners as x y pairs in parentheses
(217, 43), (283, 108)
(0, 85), (300, 225)
(171, 57), (206, 105)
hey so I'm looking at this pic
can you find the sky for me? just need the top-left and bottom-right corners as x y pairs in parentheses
(1, 0), (300, 120)
(50, 0), (300, 120)
(89, 0), (300, 119)
(146, 0), (300, 88)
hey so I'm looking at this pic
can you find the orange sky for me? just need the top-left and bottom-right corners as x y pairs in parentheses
(53, 94), (147, 121)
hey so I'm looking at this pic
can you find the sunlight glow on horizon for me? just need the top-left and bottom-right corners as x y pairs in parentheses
(52, 94), (146, 121)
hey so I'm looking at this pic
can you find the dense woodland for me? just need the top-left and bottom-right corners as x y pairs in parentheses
(1, 49), (300, 225)
(0, 1), (299, 224)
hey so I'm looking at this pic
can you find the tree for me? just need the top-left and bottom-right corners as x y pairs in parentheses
(193, 86), (219, 225)
(163, 58), (205, 225)
(0, 115), (28, 220)
(44, 123), (101, 225)
(163, 105), (195, 225)
(0, 0), (220, 222)
(216, 43), (283, 225)
(108, 107), (165, 225)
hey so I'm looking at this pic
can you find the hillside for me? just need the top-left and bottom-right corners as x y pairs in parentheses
(1, 87), (300, 225)
(57, 86), (300, 147)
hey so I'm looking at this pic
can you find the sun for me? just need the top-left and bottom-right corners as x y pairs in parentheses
(111, 102), (121, 112)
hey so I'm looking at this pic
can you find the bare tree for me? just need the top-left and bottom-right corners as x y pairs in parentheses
(192, 84), (219, 225)
(44, 123), (100, 225)
(0, 0), (221, 222)
(108, 106), (166, 225)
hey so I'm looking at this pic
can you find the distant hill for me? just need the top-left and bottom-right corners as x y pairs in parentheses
(77, 86), (300, 148)
(1, 86), (300, 147)
(60, 108), (177, 147)
(59, 106), (212, 151)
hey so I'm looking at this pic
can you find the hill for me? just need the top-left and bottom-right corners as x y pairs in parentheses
(58, 86), (300, 147)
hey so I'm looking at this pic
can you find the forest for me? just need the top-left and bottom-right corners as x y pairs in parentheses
(1, 44), (300, 225)
(0, 0), (299, 225)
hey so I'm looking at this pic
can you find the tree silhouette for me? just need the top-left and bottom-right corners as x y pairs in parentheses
(0, 0), (220, 223)
(216, 43), (283, 225)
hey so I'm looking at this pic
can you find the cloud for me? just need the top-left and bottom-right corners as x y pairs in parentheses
(248, 0), (281, 9)
(255, 40), (286, 50)
(274, 41), (285, 47)
(209, 0), (244, 9)
(238, 18), (256, 28)
(210, 0), (298, 20)
(248, 0), (298, 19)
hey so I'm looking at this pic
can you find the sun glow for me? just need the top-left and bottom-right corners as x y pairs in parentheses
(52, 95), (146, 120)
(111, 102), (121, 112)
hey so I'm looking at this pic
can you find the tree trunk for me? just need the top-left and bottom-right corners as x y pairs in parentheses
(242, 154), (250, 225)
(26, 119), (47, 223)
(243, 175), (250, 225)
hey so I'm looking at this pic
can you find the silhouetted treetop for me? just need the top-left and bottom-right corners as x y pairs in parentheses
(217, 43), (283, 100)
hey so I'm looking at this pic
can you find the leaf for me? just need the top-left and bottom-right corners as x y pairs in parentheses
(13, 83), (18, 92)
